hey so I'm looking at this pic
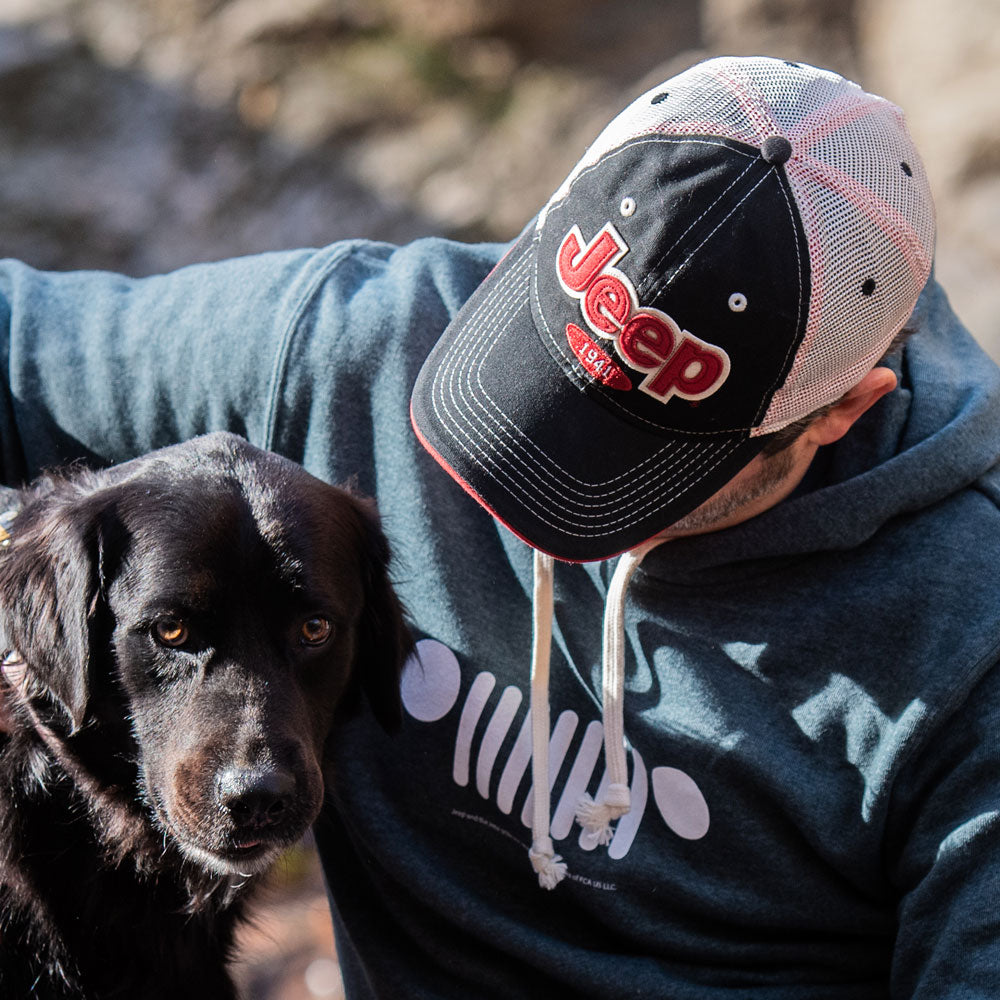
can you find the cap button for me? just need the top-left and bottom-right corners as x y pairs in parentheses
(761, 135), (793, 165)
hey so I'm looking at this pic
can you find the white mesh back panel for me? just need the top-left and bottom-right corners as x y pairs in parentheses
(540, 57), (936, 433)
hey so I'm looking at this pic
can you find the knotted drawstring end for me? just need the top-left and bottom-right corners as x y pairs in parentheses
(575, 781), (630, 845)
(529, 836), (568, 890)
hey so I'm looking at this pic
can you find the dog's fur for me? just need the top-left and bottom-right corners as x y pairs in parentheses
(0, 433), (411, 999)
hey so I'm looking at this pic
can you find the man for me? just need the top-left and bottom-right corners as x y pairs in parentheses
(2, 55), (999, 997)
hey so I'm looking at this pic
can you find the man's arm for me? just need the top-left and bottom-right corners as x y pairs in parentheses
(0, 244), (355, 482)
(0, 237), (502, 487)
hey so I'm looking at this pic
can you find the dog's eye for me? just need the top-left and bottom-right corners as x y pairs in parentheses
(153, 618), (189, 648)
(300, 617), (333, 646)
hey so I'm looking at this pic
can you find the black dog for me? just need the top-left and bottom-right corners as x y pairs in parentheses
(0, 432), (410, 999)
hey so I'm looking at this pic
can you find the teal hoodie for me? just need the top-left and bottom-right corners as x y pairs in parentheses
(2, 238), (1000, 998)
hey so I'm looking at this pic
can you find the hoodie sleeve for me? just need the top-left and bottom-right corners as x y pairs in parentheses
(0, 239), (500, 486)
(0, 246), (351, 482)
(887, 658), (1000, 998)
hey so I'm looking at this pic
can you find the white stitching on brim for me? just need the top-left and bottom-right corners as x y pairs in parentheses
(427, 243), (745, 539)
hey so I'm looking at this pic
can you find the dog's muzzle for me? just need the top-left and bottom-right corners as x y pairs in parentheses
(215, 766), (298, 845)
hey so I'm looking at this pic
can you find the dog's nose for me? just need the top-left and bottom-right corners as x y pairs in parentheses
(216, 767), (296, 829)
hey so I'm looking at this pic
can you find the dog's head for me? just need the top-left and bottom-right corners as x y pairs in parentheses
(0, 433), (410, 875)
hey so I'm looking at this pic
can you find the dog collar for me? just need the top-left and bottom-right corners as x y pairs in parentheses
(1, 649), (25, 686)
(0, 507), (24, 701)
(0, 507), (18, 547)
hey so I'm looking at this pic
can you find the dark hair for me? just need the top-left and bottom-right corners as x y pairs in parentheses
(757, 325), (914, 457)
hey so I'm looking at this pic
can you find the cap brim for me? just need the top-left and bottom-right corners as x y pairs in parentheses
(410, 227), (768, 562)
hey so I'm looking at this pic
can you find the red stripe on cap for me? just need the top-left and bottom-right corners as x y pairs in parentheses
(409, 402), (561, 556)
(409, 401), (662, 565)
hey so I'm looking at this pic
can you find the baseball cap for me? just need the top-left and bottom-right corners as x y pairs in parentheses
(410, 55), (936, 562)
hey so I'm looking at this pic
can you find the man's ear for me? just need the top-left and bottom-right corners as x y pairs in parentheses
(0, 489), (114, 733)
(803, 367), (898, 448)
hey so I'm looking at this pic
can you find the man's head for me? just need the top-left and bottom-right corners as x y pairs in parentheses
(410, 55), (936, 561)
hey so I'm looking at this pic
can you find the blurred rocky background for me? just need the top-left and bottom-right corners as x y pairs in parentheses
(0, 0), (997, 354)
(0, 1), (996, 996)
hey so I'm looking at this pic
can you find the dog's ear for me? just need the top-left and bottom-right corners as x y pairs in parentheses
(0, 488), (115, 733)
(349, 497), (412, 733)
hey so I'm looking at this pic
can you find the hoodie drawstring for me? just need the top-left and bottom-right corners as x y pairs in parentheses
(528, 539), (664, 889)
(528, 549), (567, 889)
